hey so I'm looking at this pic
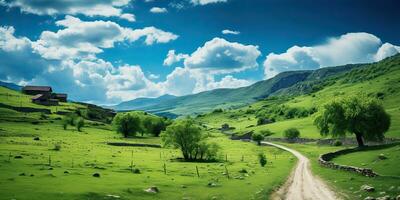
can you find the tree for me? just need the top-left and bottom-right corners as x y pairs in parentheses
(252, 132), (264, 145)
(112, 113), (142, 138)
(258, 152), (267, 167)
(314, 95), (391, 147)
(161, 118), (218, 161)
(76, 117), (84, 132)
(283, 128), (300, 140)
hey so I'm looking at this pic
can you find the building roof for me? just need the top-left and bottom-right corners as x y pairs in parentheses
(22, 86), (52, 92)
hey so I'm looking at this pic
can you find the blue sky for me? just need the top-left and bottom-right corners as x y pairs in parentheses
(1, 0), (400, 104)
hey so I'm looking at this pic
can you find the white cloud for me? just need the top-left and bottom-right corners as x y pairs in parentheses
(120, 13), (136, 22)
(32, 16), (177, 59)
(374, 42), (400, 61)
(0, 0), (135, 21)
(163, 50), (189, 66)
(150, 7), (168, 13)
(184, 37), (261, 74)
(191, 0), (227, 5)
(125, 26), (178, 45)
(263, 32), (399, 79)
(222, 29), (240, 35)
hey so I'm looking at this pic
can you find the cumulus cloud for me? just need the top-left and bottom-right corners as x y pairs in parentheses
(374, 42), (400, 61)
(191, 0), (227, 5)
(0, 26), (57, 82)
(263, 32), (400, 79)
(0, 0), (135, 21)
(120, 13), (136, 22)
(163, 50), (189, 66)
(150, 7), (168, 13)
(184, 37), (261, 74)
(32, 16), (177, 59)
(222, 29), (240, 35)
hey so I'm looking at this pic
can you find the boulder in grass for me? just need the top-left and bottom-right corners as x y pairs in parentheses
(364, 197), (375, 200)
(378, 154), (387, 160)
(376, 196), (391, 200)
(106, 194), (120, 199)
(361, 185), (375, 192)
(144, 186), (159, 193)
(396, 195), (400, 200)
(92, 173), (100, 178)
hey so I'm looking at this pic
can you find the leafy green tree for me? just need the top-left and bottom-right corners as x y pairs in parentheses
(161, 118), (208, 161)
(314, 95), (391, 147)
(252, 132), (265, 145)
(283, 128), (300, 140)
(258, 152), (267, 167)
(112, 113), (142, 138)
(76, 117), (84, 132)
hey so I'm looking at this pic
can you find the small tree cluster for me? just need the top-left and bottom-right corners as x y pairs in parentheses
(62, 114), (85, 131)
(252, 132), (264, 145)
(161, 118), (220, 161)
(258, 152), (267, 167)
(112, 112), (142, 138)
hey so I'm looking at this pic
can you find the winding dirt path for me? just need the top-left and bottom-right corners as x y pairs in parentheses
(263, 142), (339, 200)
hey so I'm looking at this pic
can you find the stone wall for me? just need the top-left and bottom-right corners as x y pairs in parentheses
(318, 149), (379, 177)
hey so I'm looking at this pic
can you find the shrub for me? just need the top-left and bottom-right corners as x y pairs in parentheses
(258, 152), (267, 167)
(76, 117), (84, 132)
(53, 143), (62, 151)
(212, 108), (223, 113)
(259, 130), (274, 137)
(333, 140), (342, 146)
(283, 128), (300, 140)
(252, 132), (264, 145)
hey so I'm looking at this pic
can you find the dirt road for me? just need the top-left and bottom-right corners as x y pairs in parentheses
(263, 142), (339, 200)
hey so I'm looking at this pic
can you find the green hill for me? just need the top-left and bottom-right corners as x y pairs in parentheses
(197, 54), (400, 139)
(115, 62), (360, 117)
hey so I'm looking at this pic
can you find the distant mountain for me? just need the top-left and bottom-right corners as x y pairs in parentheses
(114, 62), (362, 117)
(0, 81), (22, 91)
(112, 94), (176, 111)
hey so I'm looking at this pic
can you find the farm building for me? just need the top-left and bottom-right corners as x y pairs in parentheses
(31, 94), (59, 106)
(53, 93), (67, 102)
(22, 86), (52, 96)
(22, 85), (67, 105)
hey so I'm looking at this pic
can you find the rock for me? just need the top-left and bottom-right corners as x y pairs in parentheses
(92, 173), (100, 178)
(106, 194), (120, 199)
(33, 137), (40, 141)
(377, 196), (391, 200)
(211, 196), (218, 200)
(14, 155), (23, 159)
(207, 182), (217, 187)
(361, 185), (375, 192)
(364, 197), (375, 200)
(144, 186), (159, 193)
(378, 154), (388, 160)
(396, 194), (400, 200)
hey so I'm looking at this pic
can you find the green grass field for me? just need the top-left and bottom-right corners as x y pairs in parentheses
(0, 96), (295, 200)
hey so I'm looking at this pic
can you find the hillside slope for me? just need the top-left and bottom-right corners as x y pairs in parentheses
(115, 63), (359, 116)
(197, 54), (400, 139)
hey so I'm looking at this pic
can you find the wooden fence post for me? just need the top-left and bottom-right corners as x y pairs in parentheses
(163, 163), (167, 175)
(196, 166), (200, 178)
(225, 166), (230, 179)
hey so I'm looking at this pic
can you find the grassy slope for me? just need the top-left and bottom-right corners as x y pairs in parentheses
(198, 55), (400, 139)
(0, 88), (295, 200)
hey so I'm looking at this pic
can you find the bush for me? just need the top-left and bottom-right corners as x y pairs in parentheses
(53, 143), (62, 151)
(252, 132), (264, 145)
(212, 108), (223, 113)
(259, 130), (274, 137)
(76, 117), (84, 132)
(258, 152), (267, 167)
(283, 128), (300, 140)
(333, 140), (342, 146)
